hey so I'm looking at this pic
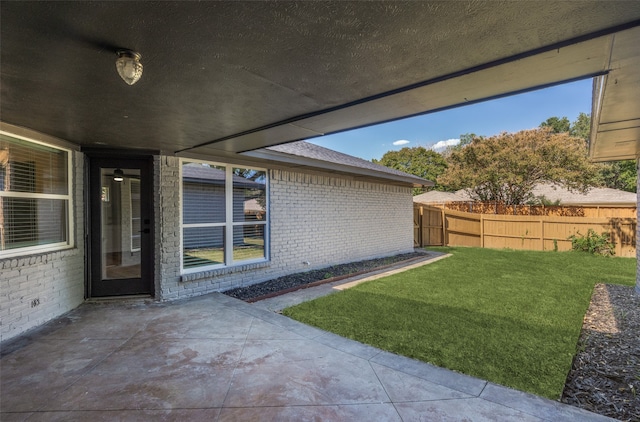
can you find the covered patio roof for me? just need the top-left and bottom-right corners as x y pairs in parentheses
(1, 2), (639, 162)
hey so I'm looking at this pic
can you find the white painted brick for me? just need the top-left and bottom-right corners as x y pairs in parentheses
(2, 151), (416, 341)
(0, 151), (85, 343)
(157, 161), (414, 302)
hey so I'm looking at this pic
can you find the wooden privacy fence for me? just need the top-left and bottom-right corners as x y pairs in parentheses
(414, 204), (636, 257)
(431, 201), (636, 218)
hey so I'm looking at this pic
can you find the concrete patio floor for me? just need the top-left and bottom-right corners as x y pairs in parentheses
(1, 279), (615, 421)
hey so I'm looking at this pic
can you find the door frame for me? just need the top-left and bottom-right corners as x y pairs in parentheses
(84, 150), (155, 298)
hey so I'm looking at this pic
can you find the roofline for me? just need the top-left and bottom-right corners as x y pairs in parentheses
(242, 149), (433, 188)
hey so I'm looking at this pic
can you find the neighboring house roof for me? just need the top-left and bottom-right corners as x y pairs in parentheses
(243, 198), (265, 213)
(244, 140), (433, 188)
(528, 183), (636, 205)
(413, 191), (465, 204)
(414, 183), (636, 206)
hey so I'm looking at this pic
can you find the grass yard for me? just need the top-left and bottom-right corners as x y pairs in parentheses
(282, 247), (636, 399)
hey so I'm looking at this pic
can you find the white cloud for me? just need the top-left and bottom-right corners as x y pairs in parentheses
(430, 138), (460, 151)
(393, 139), (410, 146)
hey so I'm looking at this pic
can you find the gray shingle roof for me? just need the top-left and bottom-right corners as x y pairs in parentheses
(413, 183), (636, 205)
(264, 141), (431, 186)
(413, 191), (466, 204)
(529, 183), (636, 205)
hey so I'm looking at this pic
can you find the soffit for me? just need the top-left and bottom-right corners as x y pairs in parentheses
(589, 27), (640, 162)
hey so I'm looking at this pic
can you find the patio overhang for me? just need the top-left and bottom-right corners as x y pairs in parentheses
(1, 2), (640, 160)
(588, 26), (640, 162)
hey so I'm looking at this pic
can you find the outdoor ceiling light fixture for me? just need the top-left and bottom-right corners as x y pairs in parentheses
(115, 50), (143, 85)
(113, 169), (124, 182)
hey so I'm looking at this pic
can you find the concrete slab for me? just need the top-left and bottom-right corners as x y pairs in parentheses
(1, 291), (616, 421)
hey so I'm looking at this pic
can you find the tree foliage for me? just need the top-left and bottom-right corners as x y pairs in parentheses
(599, 160), (637, 193)
(373, 146), (448, 193)
(543, 113), (637, 192)
(569, 112), (591, 140)
(540, 116), (570, 134)
(438, 128), (601, 205)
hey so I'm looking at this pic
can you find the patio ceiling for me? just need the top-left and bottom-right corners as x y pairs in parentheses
(1, 1), (640, 161)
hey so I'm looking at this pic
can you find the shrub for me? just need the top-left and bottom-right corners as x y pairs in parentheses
(568, 229), (615, 256)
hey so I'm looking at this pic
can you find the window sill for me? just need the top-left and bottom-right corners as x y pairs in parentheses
(180, 260), (270, 283)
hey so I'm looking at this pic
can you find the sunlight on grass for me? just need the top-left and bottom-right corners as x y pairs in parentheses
(282, 247), (636, 399)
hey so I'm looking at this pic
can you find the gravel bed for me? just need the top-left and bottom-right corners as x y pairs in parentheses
(561, 284), (640, 422)
(224, 251), (427, 301)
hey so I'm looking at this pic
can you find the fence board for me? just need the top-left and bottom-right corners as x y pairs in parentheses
(413, 204), (636, 257)
(434, 201), (636, 218)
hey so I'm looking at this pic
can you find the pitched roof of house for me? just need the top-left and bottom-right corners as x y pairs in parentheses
(413, 191), (465, 204)
(528, 183), (636, 205)
(413, 183), (636, 205)
(243, 140), (433, 188)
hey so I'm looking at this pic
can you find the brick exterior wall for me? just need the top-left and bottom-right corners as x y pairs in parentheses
(1, 152), (415, 341)
(158, 158), (415, 301)
(0, 151), (85, 342)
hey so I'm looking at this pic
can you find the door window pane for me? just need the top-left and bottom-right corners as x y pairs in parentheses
(101, 168), (140, 279)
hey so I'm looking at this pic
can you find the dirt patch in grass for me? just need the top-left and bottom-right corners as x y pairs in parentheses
(562, 283), (640, 422)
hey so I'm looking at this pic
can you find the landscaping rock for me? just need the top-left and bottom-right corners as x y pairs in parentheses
(224, 251), (427, 301)
(561, 283), (640, 422)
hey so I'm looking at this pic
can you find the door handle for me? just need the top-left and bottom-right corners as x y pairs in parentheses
(139, 228), (150, 234)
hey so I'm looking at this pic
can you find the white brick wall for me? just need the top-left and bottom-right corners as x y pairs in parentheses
(159, 158), (415, 301)
(0, 151), (85, 343)
(0, 150), (416, 341)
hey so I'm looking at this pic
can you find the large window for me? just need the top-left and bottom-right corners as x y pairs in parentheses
(0, 132), (73, 257)
(181, 160), (268, 272)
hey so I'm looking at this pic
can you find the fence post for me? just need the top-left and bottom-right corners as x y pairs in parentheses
(480, 214), (485, 248)
(441, 207), (447, 247)
(540, 219), (544, 251)
(420, 205), (424, 247)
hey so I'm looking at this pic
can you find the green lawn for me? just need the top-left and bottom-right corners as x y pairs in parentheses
(282, 247), (636, 399)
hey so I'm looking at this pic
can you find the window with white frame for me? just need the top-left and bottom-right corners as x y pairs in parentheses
(181, 160), (268, 272)
(0, 132), (73, 257)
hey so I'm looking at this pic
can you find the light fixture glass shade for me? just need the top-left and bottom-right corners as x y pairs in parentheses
(113, 169), (124, 182)
(116, 51), (143, 85)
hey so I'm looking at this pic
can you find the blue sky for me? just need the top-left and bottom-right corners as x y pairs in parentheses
(309, 78), (593, 161)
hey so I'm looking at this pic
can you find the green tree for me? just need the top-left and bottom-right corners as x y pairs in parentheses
(569, 112), (591, 140)
(438, 128), (601, 205)
(564, 112), (637, 192)
(540, 116), (570, 133)
(442, 133), (483, 157)
(600, 160), (637, 192)
(373, 146), (448, 194)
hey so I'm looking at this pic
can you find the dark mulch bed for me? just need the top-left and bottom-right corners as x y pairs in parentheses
(224, 251), (428, 301)
(561, 284), (640, 422)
